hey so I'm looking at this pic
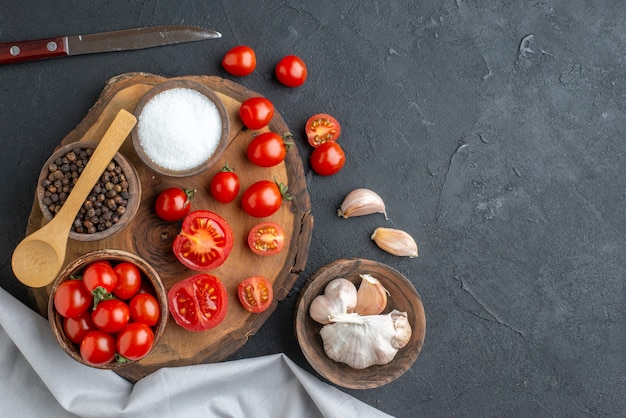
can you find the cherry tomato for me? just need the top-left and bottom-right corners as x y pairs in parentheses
(113, 262), (142, 300)
(155, 187), (195, 222)
(238, 276), (274, 313)
(82, 261), (117, 294)
(247, 132), (292, 167)
(167, 273), (228, 331)
(275, 55), (307, 87)
(310, 142), (346, 176)
(91, 299), (130, 334)
(247, 222), (285, 256)
(137, 280), (156, 296)
(242, 180), (291, 218)
(210, 163), (240, 203)
(53, 279), (93, 318)
(63, 311), (97, 344)
(116, 322), (155, 361)
(172, 210), (234, 271)
(239, 97), (274, 130)
(222, 45), (256, 76)
(80, 330), (116, 366)
(305, 113), (341, 147)
(129, 293), (160, 327)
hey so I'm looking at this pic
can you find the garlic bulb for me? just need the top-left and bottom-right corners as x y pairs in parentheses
(337, 188), (388, 219)
(355, 274), (389, 315)
(371, 227), (418, 258)
(320, 310), (412, 369)
(309, 278), (357, 325)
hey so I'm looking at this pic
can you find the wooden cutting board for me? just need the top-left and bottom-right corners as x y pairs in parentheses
(26, 72), (313, 381)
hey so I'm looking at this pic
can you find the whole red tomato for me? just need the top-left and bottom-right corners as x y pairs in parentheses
(82, 261), (118, 294)
(53, 279), (93, 318)
(247, 132), (292, 167)
(247, 222), (285, 256)
(238, 276), (274, 313)
(310, 141), (346, 176)
(209, 163), (240, 203)
(129, 293), (160, 326)
(239, 97), (274, 130)
(172, 210), (234, 270)
(275, 55), (307, 87)
(241, 180), (292, 218)
(113, 262), (142, 300)
(222, 45), (256, 76)
(91, 299), (130, 334)
(63, 311), (96, 344)
(116, 322), (155, 361)
(168, 273), (228, 332)
(305, 113), (341, 147)
(155, 187), (195, 222)
(80, 330), (116, 366)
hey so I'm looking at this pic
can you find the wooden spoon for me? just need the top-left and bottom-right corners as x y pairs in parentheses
(11, 109), (137, 288)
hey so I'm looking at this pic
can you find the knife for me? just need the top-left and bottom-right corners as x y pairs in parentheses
(0, 25), (221, 65)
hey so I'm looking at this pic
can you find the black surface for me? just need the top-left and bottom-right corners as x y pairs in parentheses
(1, 1), (624, 417)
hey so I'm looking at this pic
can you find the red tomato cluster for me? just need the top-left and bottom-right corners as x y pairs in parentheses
(148, 46), (344, 328)
(221, 45), (307, 88)
(305, 113), (345, 176)
(53, 260), (160, 366)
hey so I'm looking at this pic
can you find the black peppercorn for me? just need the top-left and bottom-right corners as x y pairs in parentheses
(42, 146), (131, 234)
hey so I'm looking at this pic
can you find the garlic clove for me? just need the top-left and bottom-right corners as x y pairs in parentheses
(371, 227), (418, 258)
(309, 278), (358, 325)
(355, 273), (389, 315)
(389, 310), (412, 349)
(337, 188), (388, 219)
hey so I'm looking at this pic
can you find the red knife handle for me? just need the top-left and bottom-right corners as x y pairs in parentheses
(0, 36), (68, 64)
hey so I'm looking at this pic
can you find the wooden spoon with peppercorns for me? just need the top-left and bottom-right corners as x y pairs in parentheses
(11, 109), (137, 288)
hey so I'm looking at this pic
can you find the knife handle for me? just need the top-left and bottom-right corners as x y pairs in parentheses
(0, 36), (68, 64)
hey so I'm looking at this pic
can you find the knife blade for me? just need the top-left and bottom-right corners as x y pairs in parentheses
(0, 25), (221, 65)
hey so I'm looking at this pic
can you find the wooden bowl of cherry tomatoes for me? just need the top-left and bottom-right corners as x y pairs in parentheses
(48, 249), (168, 369)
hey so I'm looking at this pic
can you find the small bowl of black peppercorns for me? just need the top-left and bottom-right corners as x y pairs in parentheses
(37, 141), (141, 242)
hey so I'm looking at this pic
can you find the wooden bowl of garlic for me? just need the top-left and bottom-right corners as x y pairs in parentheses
(295, 258), (426, 389)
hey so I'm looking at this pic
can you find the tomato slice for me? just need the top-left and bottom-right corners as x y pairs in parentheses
(305, 113), (341, 147)
(168, 273), (228, 331)
(237, 276), (274, 313)
(173, 210), (234, 271)
(247, 222), (285, 256)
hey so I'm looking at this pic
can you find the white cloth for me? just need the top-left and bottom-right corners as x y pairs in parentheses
(0, 286), (390, 418)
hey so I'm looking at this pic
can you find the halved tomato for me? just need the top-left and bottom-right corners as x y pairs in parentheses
(247, 222), (285, 256)
(237, 276), (273, 313)
(305, 113), (341, 147)
(173, 210), (234, 271)
(168, 273), (228, 331)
